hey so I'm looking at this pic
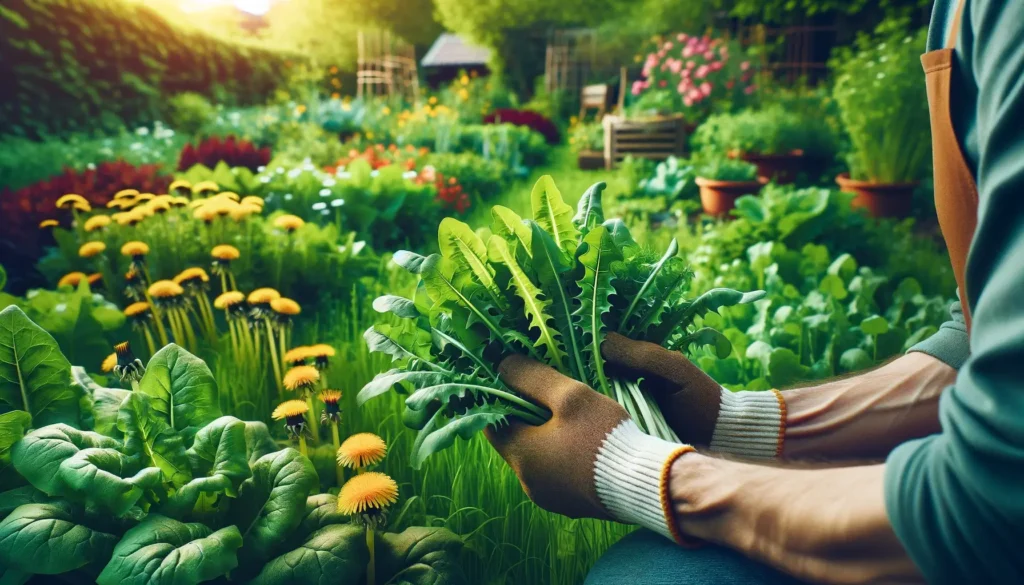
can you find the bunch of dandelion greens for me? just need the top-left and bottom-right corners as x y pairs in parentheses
(358, 176), (765, 467)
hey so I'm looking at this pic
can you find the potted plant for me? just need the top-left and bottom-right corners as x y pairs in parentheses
(693, 105), (837, 184)
(831, 24), (930, 217)
(570, 121), (606, 170)
(694, 158), (765, 216)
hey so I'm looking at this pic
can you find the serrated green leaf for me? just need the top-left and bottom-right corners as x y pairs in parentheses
(529, 221), (586, 380)
(573, 226), (620, 396)
(138, 344), (220, 436)
(531, 175), (580, 254)
(490, 205), (533, 258)
(419, 254), (512, 354)
(438, 218), (505, 309)
(0, 305), (82, 428)
(487, 236), (567, 371)
(619, 238), (678, 334)
(363, 325), (436, 367)
(117, 392), (190, 487)
(0, 502), (117, 576)
(372, 295), (420, 319)
(572, 182), (606, 234)
(96, 515), (241, 585)
(410, 403), (518, 469)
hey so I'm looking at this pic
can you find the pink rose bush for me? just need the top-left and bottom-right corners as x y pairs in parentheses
(632, 32), (756, 120)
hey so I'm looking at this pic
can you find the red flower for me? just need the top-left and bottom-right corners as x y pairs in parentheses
(178, 135), (271, 172)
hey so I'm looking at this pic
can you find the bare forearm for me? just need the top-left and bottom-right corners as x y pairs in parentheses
(669, 453), (922, 584)
(781, 353), (954, 460)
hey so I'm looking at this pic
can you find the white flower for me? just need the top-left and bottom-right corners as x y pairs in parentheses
(55, 303), (67, 313)
(330, 199), (344, 207)
(319, 188), (331, 197)
(312, 202), (327, 211)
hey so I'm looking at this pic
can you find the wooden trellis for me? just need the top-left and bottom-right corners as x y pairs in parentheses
(545, 29), (599, 112)
(721, 21), (839, 84)
(357, 30), (419, 103)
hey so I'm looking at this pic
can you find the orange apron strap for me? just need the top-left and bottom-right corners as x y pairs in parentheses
(946, 0), (967, 48)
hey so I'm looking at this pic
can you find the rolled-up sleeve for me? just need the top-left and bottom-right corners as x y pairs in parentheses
(884, 0), (1024, 582)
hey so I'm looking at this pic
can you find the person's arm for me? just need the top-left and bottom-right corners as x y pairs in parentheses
(668, 454), (921, 584)
(883, 0), (1024, 582)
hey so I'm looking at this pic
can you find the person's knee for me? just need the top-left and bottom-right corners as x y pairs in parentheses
(585, 530), (804, 585)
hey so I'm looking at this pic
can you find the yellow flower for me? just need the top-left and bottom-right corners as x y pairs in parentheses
(189, 198), (208, 209)
(171, 196), (190, 207)
(173, 267), (210, 286)
(113, 211), (142, 226)
(56, 194), (88, 209)
(39, 219), (59, 229)
(192, 181), (219, 195)
(241, 196), (265, 207)
(248, 287), (281, 305)
(336, 433), (387, 469)
(283, 346), (312, 365)
(319, 389), (342, 405)
(121, 241), (150, 257)
(114, 189), (140, 200)
(460, 75), (469, 85)
(58, 272), (87, 288)
(283, 365), (320, 392)
(87, 273), (103, 286)
(337, 472), (398, 515)
(273, 214), (305, 232)
(194, 206), (216, 222)
(169, 180), (192, 193)
(217, 191), (240, 202)
(382, 106), (391, 115)
(106, 199), (130, 209)
(135, 193), (155, 203)
(429, 96), (437, 105)
(78, 241), (106, 258)
(101, 353), (117, 373)
(146, 200), (171, 214)
(84, 215), (111, 232)
(124, 301), (151, 318)
(211, 245), (241, 261)
(296, 104), (307, 115)
(213, 291), (245, 310)
(272, 399), (309, 420)
(458, 89), (469, 101)
(270, 297), (301, 316)
(307, 343), (335, 369)
(74, 201), (92, 213)
(230, 203), (262, 221)
(148, 280), (184, 299)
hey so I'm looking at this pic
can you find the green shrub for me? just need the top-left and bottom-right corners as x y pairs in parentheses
(831, 23), (930, 183)
(426, 152), (511, 203)
(164, 93), (217, 136)
(0, 0), (298, 138)
(695, 158), (758, 181)
(693, 105), (837, 156)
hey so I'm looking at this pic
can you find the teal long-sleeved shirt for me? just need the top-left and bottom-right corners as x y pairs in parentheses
(884, 1), (1024, 583)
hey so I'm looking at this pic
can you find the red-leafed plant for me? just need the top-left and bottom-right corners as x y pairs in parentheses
(483, 109), (561, 144)
(177, 135), (272, 172)
(0, 161), (172, 292)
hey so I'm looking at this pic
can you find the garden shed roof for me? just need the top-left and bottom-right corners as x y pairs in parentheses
(421, 33), (491, 67)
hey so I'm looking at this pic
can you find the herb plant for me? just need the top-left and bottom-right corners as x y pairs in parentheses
(692, 105), (834, 156)
(358, 176), (764, 466)
(695, 158), (759, 182)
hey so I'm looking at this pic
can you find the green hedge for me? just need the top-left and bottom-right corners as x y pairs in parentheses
(0, 0), (298, 138)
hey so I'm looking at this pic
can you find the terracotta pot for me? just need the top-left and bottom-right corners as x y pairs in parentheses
(835, 173), (918, 218)
(731, 150), (806, 185)
(696, 176), (767, 217)
(577, 150), (605, 171)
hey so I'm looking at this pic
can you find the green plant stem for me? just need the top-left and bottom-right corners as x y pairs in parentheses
(264, 318), (284, 396)
(220, 272), (229, 295)
(298, 434), (308, 458)
(175, 307), (198, 353)
(228, 270), (238, 292)
(142, 324), (157, 357)
(331, 423), (344, 488)
(367, 527), (376, 585)
(305, 392), (320, 443)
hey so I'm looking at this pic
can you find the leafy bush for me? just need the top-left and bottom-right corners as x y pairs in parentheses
(831, 24), (930, 182)
(569, 121), (604, 153)
(630, 32), (753, 120)
(635, 156), (698, 200)
(695, 158), (758, 181)
(425, 152), (511, 204)
(178, 136), (273, 173)
(358, 177), (763, 465)
(164, 93), (217, 136)
(0, 0), (298, 138)
(0, 306), (466, 584)
(483, 109), (561, 144)
(693, 105), (838, 156)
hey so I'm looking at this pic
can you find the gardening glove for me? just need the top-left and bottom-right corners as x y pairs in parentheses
(603, 332), (786, 459)
(486, 354), (696, 543)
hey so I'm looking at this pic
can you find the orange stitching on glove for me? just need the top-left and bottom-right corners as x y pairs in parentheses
(771, 389), (787, 457)
(660, 445), (702, 547)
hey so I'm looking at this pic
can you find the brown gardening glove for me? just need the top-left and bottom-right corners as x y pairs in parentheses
(485, 354), (629, 520)
(602, 332), (723, 446)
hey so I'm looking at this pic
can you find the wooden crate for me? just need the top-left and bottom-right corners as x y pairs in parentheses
(603, 115), (689, 169)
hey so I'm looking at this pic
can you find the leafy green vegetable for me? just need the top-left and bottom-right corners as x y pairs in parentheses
(360, 177), (764, 464)
(0, 305), (83, 428)
(0, 502), (117, 577)
(138, 344), (221, 437)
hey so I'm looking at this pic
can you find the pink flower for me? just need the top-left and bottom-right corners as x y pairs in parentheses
(695, 65), (709, 79)
(632, 80), (646, 96)
(659, 80), (668, 88)
(677, 33), (687, 42)
(680, 68), (690, 78)
(682, 46), (694, 58)
(688, 88), (703, 102)
(740, 61), (751, 71)
(642, 63), (652, 76)
(719, 46), (729, 58)
(686, 60), (696, 69)
(677, 82), (688, 94)
(699, 82), (712, 96)
(668, 59), (682, 73)
(663, 41), (673, 51)
(703, 50), (715, 60)
(683, 96), (693, 107)
(744, 85), (756, 95)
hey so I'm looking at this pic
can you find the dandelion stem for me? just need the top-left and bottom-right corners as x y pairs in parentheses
(331, 422), (344, 488)
(305, 392), (320, 443)
(142, 324), (157, 357)
(220, 272), (229, 295)
(228, 270), (238, 292)
(264, 318), (284, 396)
(298, 434), (308, 458)
(366, 527), (376, 585)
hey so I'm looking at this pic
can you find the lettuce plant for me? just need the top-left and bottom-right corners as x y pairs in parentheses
(0, 305), (465, 585)
(358, 176), (764, 467)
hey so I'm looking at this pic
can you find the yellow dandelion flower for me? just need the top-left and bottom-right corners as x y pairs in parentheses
(73, 201), (93, 213)
(39, 219), (59, 229)
(189, 198), (208, 210)
(337, 472), (398, 515)
(121, 241), (150, 257)
(273, 214), (305, 232)
(336, 433), (387, 469)
(87, 273), (103, 286)
(217, 191), (240, 202)
(169, 180), (192, 193)
(58, 272), (87, 288)
(270, 297), (301, 316)
(193, 181), (219, 194)
(283, 365), (319, 392)
(214, 291), (245, 310)
(319, 389), (342, 405)
(134, 204), (155, 218)
(194, 206), (216, 222)
(124, 301), (151, 317)
(211, 245), (241, 261)
(173, 267), (210, 286)
(171, 196), (190, 207)
(248, 287), (281, 305)
(148, 280), (184, 298)
(229, 203), (260, 221)
(272, 399), (310, 420)
(106, 198), (130, 209)
(114, 189), (140, 200)
(135, 193), (155, 203)
(146, 200), (171, 214)
(112, 212), (138, 226)
(56, 194), (88, 209)
(78, 241), (106, 258)
(283, 346), (311, 365)
(84, 215), (111, 232)
(101, 352), (117, 373)
(241, 196), (265, 207)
